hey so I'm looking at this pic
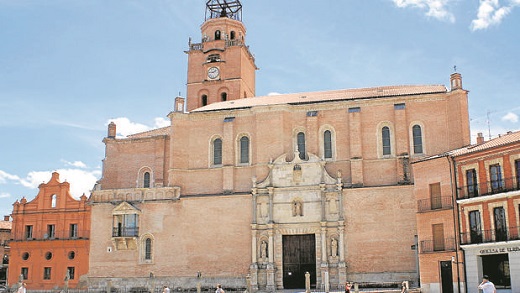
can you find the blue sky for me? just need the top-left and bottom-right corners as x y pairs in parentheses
(1, 0), (519, 218)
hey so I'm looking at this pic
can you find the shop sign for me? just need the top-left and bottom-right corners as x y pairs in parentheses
(480, 246), (520, 254)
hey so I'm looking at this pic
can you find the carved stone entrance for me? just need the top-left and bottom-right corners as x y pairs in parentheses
(283, 234), (316, 289)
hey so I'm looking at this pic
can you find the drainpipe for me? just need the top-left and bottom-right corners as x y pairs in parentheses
(448, 155), (463, 293)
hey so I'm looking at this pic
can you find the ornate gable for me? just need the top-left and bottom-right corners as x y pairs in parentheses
(112, 202), (141, 215)
(256, 152), (337, 188)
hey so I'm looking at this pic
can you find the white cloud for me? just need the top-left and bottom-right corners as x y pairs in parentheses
(1, 168), (100, 200)
(393, 0), (456, 22)
(61, 160), (87, 168)
(107, 117), (170, 138)
(502, 112), (519, 123)
(268, 92), (283, 96)
(0, 170), (21, 184)
(154, 117), (170, 128)
(19, 169), (101, 199)
(471, 0), (520, 30)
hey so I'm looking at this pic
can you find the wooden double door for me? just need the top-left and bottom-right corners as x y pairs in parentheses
(283, 234), (316, 289)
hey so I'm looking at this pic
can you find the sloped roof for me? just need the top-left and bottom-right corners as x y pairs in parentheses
(0, 221), (12, 230)
(449, 130), (520, 157)
(192, 84), (447, 112)
(127, 126), (170, 139)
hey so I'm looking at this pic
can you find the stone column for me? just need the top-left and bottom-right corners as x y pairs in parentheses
(251, 227), (257, 263)
(321, 225), (327, 263)
(252, 189), (258, 224)
(338, 224), (345, 262)
(268, 228), (274, 264)
(320, 184), (326, 221)
(337, 181), (344, 221)
(268, 187), (274, 224)
(338, 222), (347, 287)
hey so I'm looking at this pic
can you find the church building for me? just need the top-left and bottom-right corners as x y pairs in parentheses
(86, 1), (471, 291)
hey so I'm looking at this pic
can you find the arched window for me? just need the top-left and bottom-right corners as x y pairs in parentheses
(412, 125), (423, 154)
(143, 172), (151, 188)
(382, 126), (391, 156)
(202, 95), (208, 106)
(221, 92), (227, 102)
(215, 30), (221, 40)
(324, 130), (332, 159)
(51, 194), (57, 208)
(213, 138), (223, 165)
(230, 31), (236, 40)
(145, 238), (152, 260)
(239, 136), (249, 164)
(297, 132), (306, 160)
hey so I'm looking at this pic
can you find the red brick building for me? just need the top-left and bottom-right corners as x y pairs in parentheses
(414, 131), (520, 293)
(8, 172), (91, 290)
(86, 1), (471, 291)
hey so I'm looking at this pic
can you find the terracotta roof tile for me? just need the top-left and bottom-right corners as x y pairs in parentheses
(449, 130), (520, 157)
(192, 84), (447, 112)
(126, 126), (171, 139)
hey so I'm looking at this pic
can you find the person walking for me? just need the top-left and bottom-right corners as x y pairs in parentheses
(478, 275), (496, 293)
(344, 281), (351, 293)
(400, 281), (408, 293)
(215, 284), (225, 293)
(17, 283), (27, 293)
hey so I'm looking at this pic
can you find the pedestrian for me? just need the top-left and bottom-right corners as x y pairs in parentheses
(401, 281), (408, 293)
(17, 283), (27, 293)
(478, 275), (496, 293)
(344, 281), (351, 293)
(215, 284), (225, 293)
(162, 285), (170, 293)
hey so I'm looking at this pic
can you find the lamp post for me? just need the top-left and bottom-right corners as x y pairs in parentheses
(451, 256), (463, 293)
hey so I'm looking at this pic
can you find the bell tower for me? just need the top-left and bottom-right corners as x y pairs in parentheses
(186, 0), (257, 112)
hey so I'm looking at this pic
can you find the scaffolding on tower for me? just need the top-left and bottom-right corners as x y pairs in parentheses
(205, 0), (243, 21)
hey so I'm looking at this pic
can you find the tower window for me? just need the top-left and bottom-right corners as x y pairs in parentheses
(202, 95), (208, 106)
(215, 30), (221, 40)
(221, 92), (227, 102)
(207, 54), (221, 63)
(297, 132), (306, 160)
(230, 31), (236, 40)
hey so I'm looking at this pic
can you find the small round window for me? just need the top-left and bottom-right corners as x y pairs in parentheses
(45, 252), (53, 260)
(68, 251), (76, 260)
(22, 252), (30, 260)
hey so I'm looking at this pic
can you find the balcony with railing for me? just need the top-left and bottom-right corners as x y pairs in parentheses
(417, 196), (453, 213)
(460, 226), (520, 245)
(10, 229), (89, 241)
(112, 226), (139, 238)
(457, 177), (520, 200)
(420, 237), (456, 253)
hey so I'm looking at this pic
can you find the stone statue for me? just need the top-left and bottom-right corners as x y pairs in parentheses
(293, 201), (302, 216)
(329, 197), (338, 214)
(260, 240), (267, 259)
(331, 238), (338, 257)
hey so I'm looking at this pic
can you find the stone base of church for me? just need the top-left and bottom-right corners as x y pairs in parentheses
(83, 276), (248, 291)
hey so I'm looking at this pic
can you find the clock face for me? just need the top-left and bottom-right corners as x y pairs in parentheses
(207, 66), (220, 80)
